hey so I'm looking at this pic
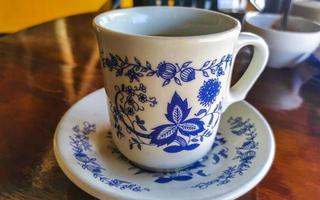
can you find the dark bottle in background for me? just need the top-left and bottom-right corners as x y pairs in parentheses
(217, 0), (247, 22)
(210, 0), (218, 10)
(263, 0), (285, 13)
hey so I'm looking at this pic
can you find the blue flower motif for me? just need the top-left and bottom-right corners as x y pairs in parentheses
(126, 69), (140, 82)
(139, 83), (146, 92)
(125, 86), (134, 95)
(192, 117), (259, 189)
(102, 53), (232, 86)
(75, 152), (91, 163)
(150, 92), (205, 149)
(157, 62), (177, 80)
(69, 122), (150, 192)
(180, 68), (196, 82)
(216, 65), (225, 77)
(125, 106), (135, 116)
(138, 93), (147, 103)
(198, 79), (221, 107)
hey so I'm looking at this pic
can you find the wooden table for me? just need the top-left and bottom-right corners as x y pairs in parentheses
(0, 13), (319, 200)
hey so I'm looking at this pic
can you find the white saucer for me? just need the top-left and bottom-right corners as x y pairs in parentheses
(54, 89), (275, 200)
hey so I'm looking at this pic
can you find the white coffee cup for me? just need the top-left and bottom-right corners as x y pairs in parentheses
(93, 6), (268, 171)
(244, 12), (320, 68)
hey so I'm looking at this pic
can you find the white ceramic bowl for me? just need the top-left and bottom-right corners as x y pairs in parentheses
(244, 12), (320, 68)
(292, 0), (320, 23)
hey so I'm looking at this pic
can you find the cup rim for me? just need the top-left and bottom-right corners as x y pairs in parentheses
(293, 0), (320, 9)
(244, 12), (320, 35)
(93, 6), (241, 40)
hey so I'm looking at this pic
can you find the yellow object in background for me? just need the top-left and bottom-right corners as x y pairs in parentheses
(121, 0), (134, 8)
(0, 0), (109, 33)
(120, 0), (174, 8)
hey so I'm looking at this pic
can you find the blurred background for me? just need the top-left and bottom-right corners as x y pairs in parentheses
(0, 0), (308, 34)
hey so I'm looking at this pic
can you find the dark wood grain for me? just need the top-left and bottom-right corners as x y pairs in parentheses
(0, 13), (319, 200)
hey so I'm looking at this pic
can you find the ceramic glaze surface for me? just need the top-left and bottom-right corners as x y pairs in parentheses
(95, 7), (237, 36)
(53, 89), (275, 200)
(94, 7), (268, 170)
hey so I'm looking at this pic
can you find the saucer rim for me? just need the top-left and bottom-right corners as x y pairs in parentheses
(53, 88), (275, 200)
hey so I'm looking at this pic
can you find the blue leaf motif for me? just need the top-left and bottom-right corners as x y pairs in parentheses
(172, 176), (193, 181)
(188, 161), (205, 170)
(149, 92), (205, 152)
(174, 77), (182, 85)
(155, 177), (173, 183)
(241, 150), (256, 161)
(181, 61), (192, 69)
(185, 143), (200, 150)
(162, 79), (170, 87)
(196, 170), (207, 177)
(219, 148), (228, 158)
(163, 145), (184, 153)
(202, 71), (209, 77)
(134, 57), (141, 66)
(146, 61), (151, 69)
(86, 165), (103, 173)
(240, 141), (255, 150)
(195, 109), (207, 117)
(146, 71), (156, 76)
(165, 92), (190, 123)
(75, 152), (91, 163)
(138, 124), (147, 131)
(150, 125), (178, 146)
(192, 117), (259, 189)
(212, 154), (220, 164)
(175, 136), (187, 147)
(131, 138), (139, 143)
(202, 60), (210, 68)
(70, 122), (150, 192)
(172, 105), (183, 124)
(178, 118), (205, 136)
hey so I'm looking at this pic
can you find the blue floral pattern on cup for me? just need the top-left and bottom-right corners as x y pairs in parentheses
(104, 54), (232, 154)
(198, 79), (221, 107)
(101, 53), (232, 86)
(150, 92), (205, 152)
(110, 90), (222, 153)
(109, 83), (157, 143)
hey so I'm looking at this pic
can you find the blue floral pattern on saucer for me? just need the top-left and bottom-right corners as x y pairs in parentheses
(69, 117), (258, 189)
(109, 132), (228, 183)
(193, 117), (259, 188)
(69, 122), (150, 192)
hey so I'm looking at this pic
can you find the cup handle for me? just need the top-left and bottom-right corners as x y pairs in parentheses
(221, 32), (269, 112)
